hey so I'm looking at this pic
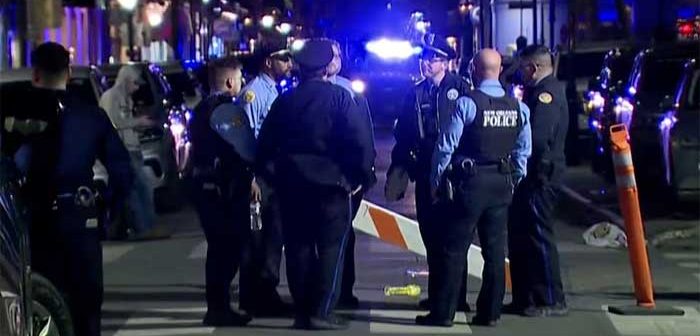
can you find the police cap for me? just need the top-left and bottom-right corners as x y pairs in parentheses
(291, 39), (334, 71)
(258, 40), (292, 62)
(421, 34), (457, 60)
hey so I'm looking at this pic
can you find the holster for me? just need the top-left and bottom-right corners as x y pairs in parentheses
(54, 185), (100, 229)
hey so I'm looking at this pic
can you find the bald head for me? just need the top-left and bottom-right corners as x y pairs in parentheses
(472, 48), (502, 85)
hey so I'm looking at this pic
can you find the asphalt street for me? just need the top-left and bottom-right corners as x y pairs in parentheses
(100, 127), (700, 336)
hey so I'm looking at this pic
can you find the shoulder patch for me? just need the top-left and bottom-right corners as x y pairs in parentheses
(447, 88), (459, 101)
(538, 92), (553, 104)
(244, 90), (256, 103)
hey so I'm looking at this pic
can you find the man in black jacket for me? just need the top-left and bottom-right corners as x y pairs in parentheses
(256, 39), (375, 330)
(385, 34), (471, 313)
(506, 45), (569, 318)
(188, 57), (255, 326)
(1, 42), (133, 336)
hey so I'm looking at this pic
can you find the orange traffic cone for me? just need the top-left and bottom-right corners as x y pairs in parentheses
(606, 124), (683, 316)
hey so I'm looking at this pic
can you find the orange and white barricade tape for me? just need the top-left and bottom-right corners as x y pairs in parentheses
(353, 200), (512, 290)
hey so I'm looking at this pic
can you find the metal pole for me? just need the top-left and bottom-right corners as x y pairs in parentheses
(549, 0), (555, 50)
(127, 10), (134, 61)
(540, 0), (545, 45)
(532, 0), (538, 45)
(480, 0), (492, 48)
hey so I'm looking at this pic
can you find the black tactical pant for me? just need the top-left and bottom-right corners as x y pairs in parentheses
(508, 179), (565, 308)
(189, 173), (249, 314)
(278, 177), (352, 320)
(432, 167), (512, 322)
(240, 177), (285, 310)
(32, 201), (103, 336)
(415, 172), (469, 310)
(340, 192), (363, 299)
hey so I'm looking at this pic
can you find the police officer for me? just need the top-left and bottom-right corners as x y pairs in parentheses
(256, 39), (375, 330)
(188, 57), (254, 326)
(328, 39), (377, 308)
(0, 42), (133, 336)
(418, 48), (531, 327)
(505, 45), (569, 317)
(238, 44), (293, 316)
(385, 34), (471, 312)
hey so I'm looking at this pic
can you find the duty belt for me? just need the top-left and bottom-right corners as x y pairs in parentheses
(452, 156), (513, 177)
(53, 186), (99, 229)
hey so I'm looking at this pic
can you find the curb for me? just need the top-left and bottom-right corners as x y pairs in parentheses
(558, 184), (624, 226)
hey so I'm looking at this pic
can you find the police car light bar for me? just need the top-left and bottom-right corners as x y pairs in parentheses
(366, 39), (422, 60)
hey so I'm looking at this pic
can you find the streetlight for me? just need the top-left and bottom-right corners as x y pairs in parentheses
(118, 0), (138, 11)
(277, 22), (292, 35)
(118, 0), (139, 61)
(261, 15), (275, 29)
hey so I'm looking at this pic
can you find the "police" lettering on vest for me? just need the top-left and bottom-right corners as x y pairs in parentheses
(482, 110), (518, 127)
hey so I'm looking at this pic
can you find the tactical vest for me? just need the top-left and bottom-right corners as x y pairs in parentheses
(456, 91), (522, 163)
(189, 94), (243, 171)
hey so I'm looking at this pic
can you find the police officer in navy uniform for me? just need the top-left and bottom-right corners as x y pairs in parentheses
(188, 57), (254, 326)
(385, 34), (471, 312)
(0, 42), (133, 336)
(505, 45), (569, 317)
(257, 39), (375, 330)
(238, 44), (293, 316)
(328, 39), (377, 308)
(420, 49), (532, 327)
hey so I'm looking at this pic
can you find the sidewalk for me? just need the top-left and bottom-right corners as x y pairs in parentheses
(558, 165), (700, 250)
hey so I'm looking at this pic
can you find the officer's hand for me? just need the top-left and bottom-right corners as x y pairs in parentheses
(136, 115), (157, 127)
(351, 185), (363, 196)
(250, 178), (262, 202)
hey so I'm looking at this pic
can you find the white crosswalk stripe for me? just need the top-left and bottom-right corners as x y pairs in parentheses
(104, 305), (214, 336)
(368, 310), (472, 334)
(678, 261), (700, 269)
(604, 306), (700, 336)
(103, 245), (135, 264)
(663, 252), (700, 281)
(114, 327), (214, 336)
(664, 252), (699, 261)
(188, 241), (207, 259)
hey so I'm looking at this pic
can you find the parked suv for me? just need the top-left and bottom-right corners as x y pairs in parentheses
(614, 42), (699, 192)
(585, 47), (638, 180)
(657, 58), (699, 202)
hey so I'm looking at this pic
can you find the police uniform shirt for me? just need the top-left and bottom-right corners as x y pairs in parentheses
(431, 79), (532, 190)
(239, 73), (278, 138)
(523, 74), (569, 177)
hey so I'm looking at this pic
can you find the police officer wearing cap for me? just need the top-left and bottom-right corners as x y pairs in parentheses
(327, 39), (377, 308)
(257, 39), (375, 330)
(505, 45), (569, 317)
(188, 57), (254, 326)
(386, 34), (471, 312)
(238, 44), (294, 316)
(1, 42), (133, 336)
(419, 48), (531, 327)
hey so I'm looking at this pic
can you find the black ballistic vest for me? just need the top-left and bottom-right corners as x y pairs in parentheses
(456, 90), (522, 163)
